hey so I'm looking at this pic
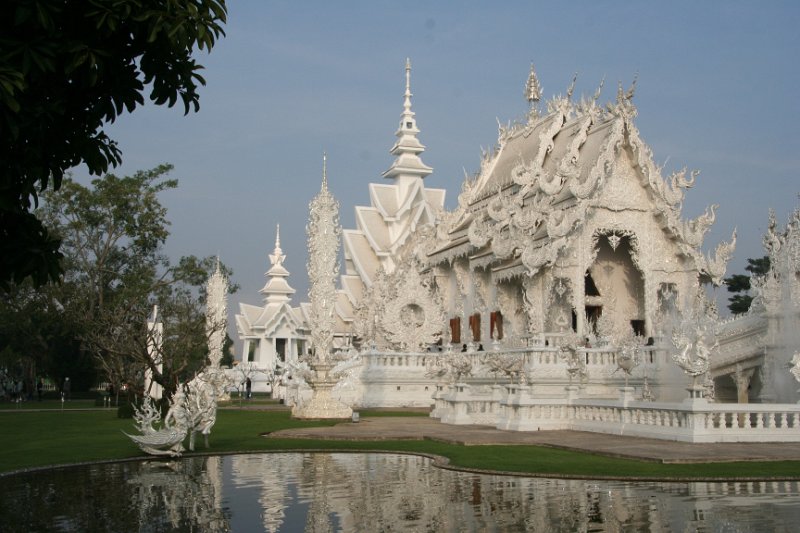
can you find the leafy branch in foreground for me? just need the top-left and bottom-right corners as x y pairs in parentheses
(0, 0), (228, 289)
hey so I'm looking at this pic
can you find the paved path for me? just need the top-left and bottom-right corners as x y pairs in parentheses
(268, 416), (800, 464)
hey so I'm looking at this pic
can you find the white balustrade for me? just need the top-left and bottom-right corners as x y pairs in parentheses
(438, 388), (800, 442)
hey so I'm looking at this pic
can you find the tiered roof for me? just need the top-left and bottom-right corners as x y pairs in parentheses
(235, 226), (307, 340)
(339, 59), (446, 325)
(428, 67), (735, 285)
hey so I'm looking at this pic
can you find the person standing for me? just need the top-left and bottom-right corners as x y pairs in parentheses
(245, 377), (252, 400)
(36, 378), (43, 401)
(62, 377), (71, 401)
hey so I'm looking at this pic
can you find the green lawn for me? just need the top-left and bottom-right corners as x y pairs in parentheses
(0, 399), (101, 410)
(2, 408), (800, 480)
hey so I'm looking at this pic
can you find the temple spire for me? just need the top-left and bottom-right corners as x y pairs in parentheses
(403, 57), (412, 112)
(269, 224), (285, 269)
(260, 224), (294, 304)
(382, 58), (433, 181)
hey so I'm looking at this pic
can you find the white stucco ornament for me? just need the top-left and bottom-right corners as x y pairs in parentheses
(292, 154), (352, 419)
(559, 332), (588, 383)
(616, 333), (644, 386)
(206, 258), (228, 367)
(381, 258), (444, 351)
(125, 393), (189, 457)
(790, 352), (800, 384)
(672, 328), (714, 377)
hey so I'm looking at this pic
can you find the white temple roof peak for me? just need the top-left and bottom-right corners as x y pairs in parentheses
(260, 224), (295, 303)
(525, 62), (542, 104)
(382, 58), (433, 181)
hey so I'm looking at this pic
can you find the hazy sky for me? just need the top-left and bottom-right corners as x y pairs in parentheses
(88, 1), (799, 352)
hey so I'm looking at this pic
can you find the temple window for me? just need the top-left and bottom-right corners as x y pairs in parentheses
(490, 311), (504, 340)
(450, 317), (461, 344)
(247, 342), (256, 362)
(469, 313), (481, 342)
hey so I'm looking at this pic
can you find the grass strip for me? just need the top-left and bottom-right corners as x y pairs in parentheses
(2, 409), (799, 480)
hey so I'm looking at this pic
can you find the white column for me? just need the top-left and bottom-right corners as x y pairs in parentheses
(734, 367), (756, 404)
(242, 339), (251, 362)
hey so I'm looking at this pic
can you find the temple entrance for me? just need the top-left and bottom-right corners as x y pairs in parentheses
(587, 234), (645, 338)
(276, 338), (286, 362)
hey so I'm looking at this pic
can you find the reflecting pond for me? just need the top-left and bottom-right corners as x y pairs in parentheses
(2, 453), (800, 532)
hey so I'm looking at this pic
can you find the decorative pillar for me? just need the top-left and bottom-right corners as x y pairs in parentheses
(205, 258), (229, 368)
(292, 153), (352, 419)
(734, 367), (755, 404)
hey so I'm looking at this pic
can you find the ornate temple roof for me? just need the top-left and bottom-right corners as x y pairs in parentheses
(236, 225), (308, 340)
(427, 67), (735, 285)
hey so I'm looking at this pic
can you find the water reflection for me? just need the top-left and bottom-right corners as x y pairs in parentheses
(1, 453), (799, 532)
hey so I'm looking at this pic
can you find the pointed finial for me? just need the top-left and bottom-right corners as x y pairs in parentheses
(275, 224), (281, 250)
(321, 151), (328, 191)
(616, 73), (638, 104)
(525, 62), (542, 104)
(625, 72), (638, 100)
(593, 76), (605, 102)
(215, 255), (221, 273)
(403, 57), (413, 111)
(567, 72), (578, 100)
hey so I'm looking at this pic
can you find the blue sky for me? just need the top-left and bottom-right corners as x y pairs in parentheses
(90, 1), (799, 346)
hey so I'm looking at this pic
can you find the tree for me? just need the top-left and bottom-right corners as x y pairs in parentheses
(0, 0), (227, 290)
(32, 166), (237, 401)
(0, 280), (95, 396)
(723, 256), (771, 314)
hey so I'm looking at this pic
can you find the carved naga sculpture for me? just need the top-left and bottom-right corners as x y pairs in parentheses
(125, 390), (190, 457)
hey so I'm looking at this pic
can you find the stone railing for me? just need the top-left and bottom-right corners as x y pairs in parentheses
(436, 383), (800, 442)
(362, 351), (434, 370)
(361, 345), (665, 386)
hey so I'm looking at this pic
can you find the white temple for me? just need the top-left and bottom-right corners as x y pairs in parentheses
(236, 60), (800, 442)
(235, 226), (310, 390)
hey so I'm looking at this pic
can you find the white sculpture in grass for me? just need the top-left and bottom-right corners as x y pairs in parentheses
(127, 260), (230, 456)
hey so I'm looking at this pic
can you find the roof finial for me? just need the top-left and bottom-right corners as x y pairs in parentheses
(321, 151), (328, 191)
(626, 72), (638, 100)
(275, 223), (281, 251)
(616, 73), (638, 105)
(404, 57), (412, 112)
(381, 57), (433, 180)
(567, 72), (578, 101)
(525, 62), (542, 104)
(593, 76), (605, 102)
